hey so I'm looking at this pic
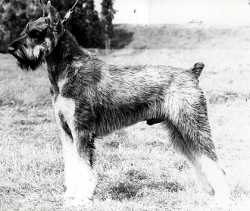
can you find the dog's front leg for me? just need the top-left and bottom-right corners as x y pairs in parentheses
(62, 129), (97, 207)
(54, 96), (97, 207)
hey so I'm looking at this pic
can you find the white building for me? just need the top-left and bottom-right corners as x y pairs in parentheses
(95, 0), (250, 25)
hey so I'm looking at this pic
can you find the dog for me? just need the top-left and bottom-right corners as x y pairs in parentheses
(8, 1), (229, 207)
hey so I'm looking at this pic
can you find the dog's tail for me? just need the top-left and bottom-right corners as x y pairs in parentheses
(191, 62), (204, 79)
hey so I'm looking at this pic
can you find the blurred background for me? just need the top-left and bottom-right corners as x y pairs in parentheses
(2, 0), (250, 52)
(96, 0), (250, 25)
(0, 0), (115, 52)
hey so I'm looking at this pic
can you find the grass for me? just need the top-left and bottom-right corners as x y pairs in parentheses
(1, 24), (250, 210)
(113, 24), (250, 50)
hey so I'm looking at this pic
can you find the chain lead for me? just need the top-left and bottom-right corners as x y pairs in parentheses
(62, 0), (79, 23)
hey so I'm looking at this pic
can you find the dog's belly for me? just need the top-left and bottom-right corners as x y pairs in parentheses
(93, 104), (164, 137)
(94, 113), (144, 137)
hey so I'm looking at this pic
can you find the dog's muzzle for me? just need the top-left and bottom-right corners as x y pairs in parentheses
(8, 46), (15, 54)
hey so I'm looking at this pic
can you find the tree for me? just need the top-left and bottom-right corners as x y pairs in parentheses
(84, 0), (103, 48)
(101, 0), (115, 50)
(58, 0), (103, 48)
(0, 0), (106, 52)
(0, 0), (42, 52)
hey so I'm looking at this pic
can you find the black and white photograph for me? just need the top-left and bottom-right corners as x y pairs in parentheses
(1, 0), (250, 210)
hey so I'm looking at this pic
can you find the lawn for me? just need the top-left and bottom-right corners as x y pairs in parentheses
(1, 24), (250, 210)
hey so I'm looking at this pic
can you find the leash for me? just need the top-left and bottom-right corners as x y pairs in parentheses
(62, 0), (80, 24)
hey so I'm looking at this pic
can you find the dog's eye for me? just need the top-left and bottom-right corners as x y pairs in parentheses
(29, 29), (46, 39)
(29, 29), (41, 38)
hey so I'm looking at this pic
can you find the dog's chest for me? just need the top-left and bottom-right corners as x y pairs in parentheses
(54, 95), (76, 124)
(53, 76), (78, 122)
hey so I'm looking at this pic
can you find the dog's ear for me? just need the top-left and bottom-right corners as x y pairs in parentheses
(40, 0), (46, 16)
(45, 1), (63, 33)
(45, 1), (61, 24)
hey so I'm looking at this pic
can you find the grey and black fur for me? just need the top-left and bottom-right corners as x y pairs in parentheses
(8, 1), (229, 207)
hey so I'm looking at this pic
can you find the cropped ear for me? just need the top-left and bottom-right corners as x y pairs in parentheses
(45, 1), (61, 25)
(45, 1), (63, 33)
(40, 0), (46, 16)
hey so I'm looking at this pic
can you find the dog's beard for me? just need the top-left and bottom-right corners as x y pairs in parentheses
(12, 47), (45, 71)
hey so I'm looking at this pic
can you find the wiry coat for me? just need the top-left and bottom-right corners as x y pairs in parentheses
(8, 2), (229, 206)
(46, 31), (215, 160)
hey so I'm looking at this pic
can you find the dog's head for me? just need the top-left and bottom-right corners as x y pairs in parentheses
(8, 1), (64, 70)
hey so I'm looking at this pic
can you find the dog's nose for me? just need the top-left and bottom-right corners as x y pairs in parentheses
(8, 46), (15, 53)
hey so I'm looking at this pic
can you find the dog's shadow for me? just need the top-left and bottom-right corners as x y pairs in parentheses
(96, 169), (184, 201)
(104, 181), (184, 201)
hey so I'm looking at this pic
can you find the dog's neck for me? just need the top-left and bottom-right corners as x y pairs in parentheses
(46, 30), (83, 72)
(45, 30), (88, 94)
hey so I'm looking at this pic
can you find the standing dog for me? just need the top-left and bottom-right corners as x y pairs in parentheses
(8, 1), (229, 207)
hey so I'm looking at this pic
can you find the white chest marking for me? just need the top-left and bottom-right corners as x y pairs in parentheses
(58, 78), (68, 93)
(54, 95), (76, 129)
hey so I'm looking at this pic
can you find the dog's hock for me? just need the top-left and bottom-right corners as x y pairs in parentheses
(193, 155), (230, 205)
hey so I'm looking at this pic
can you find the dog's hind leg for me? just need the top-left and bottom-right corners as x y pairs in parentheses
(163, 90), (230, 205)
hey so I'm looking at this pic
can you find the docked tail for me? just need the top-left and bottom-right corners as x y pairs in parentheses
(192, 62), (205, 79)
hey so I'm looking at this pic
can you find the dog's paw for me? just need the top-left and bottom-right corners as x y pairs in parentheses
(64, 195), (93, 209)
(64, 190), (93, 208)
